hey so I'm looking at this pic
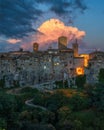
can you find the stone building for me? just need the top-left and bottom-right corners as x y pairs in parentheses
(58, 36), (67, 50)
(0, 36), (93, 88)
(85, 51), (104, 84)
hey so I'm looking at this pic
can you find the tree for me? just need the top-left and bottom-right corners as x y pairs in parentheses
(0, 118), (7, 130)
(57, 120), (74, 130)
(57, 106), (71, 125)
(89, 83), (104, 111)
(69, 94), (90, 111)
(72, 110), (95, 130)
(0, 76), (5, 88)
(98, 68), (104, 83)
(39, 111), (55, 124)
(76, 75), (86, 88)
(0, 92), (18, 129)
(45, 92), (69, 112)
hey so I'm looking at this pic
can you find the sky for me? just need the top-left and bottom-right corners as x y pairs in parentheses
(0, 0), (104, 53)
(75, 0), (104, 51)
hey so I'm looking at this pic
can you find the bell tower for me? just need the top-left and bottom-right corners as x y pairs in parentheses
(72, 39), (78, 57)
(58, 36), (67, 50)
(33, 43), (39, 52)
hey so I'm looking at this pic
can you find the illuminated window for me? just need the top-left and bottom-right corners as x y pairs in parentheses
(56, 63), (59, 65)
(76, 67), (84, 75)
(44, 66), (46, 69)
(79, 54), (89, 67)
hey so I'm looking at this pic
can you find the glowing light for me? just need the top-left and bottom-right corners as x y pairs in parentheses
(56, 63), (59, 65)
(44, 66), (46, 69)
(54, 62), (60, 66)
(80, 54), (89, 67)
(76, 67), (84, 75)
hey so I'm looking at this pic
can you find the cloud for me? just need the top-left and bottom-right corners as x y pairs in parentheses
(36, 0), (87, 15)
(0, 40), (20, 52)
(20, 19), (86, 50)
(0, 0), (42, 38)
(7, 39), (21, 44)
(37, 19), (85, 48)
(0, 0), (87, 39)
(0, 18), (86, 51)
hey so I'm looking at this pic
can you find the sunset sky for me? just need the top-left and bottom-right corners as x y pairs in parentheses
(0, 0), (104, 52)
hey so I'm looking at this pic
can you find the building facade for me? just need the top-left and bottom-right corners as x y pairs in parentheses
(0, 37), (103, 88)
(85, 51), (104, 84)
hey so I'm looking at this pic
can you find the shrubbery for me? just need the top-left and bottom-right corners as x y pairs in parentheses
(0, 83), (104, 130)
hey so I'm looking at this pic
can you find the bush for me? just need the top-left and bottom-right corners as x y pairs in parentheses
(98, 68), (104, 83)
(20, 87), (39, 94)
(45, 92), (69, 112)
(69, 94), (90, 111)
(55, 80), (68, 88)
(89, 83), (104, 111)
(76, 75), (86, 88)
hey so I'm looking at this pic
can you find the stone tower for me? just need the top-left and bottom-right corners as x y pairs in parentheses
(72, 39), (78, 57)
(58, 36), (67, 50)
(33, 43), (39, 52)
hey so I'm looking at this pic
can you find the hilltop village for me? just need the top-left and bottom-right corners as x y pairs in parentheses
(0, 36), (104, 88)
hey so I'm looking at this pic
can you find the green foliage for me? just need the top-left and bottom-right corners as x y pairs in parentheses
(20, 122), (55, 130)
(19, 87), (41, 102)
(69, 94), (90, 111)
(0, 92), (19, 129)
(33, 93), (45, 106)
(57, 120), (74, 130)
(1, 84), (104, 130)
(84, 84), (95, 95)
(45, 92), (69, 111)
(74, 120), (82, 130)
(76, 75), (86, 88)
(0, 118), (7, 130)
(69, 110), (96, 130)
(0, 78), (5, 88)
(89, 83), (104, 111)
(57, 106), (71, 123)
(98, 68), (104, 83)
(55, 80), (68, 88)
(0, 92), (16, 116)
(20, 87), (39, 94)
(73, 110), (95, 127)
(39, 111), (55, 124)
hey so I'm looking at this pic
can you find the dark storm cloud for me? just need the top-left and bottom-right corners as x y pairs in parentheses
(0, 0), (87, 39)
(0, 0), (42, 38)
(74, 0), (87, 11)
(35, 0), (87, 15)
